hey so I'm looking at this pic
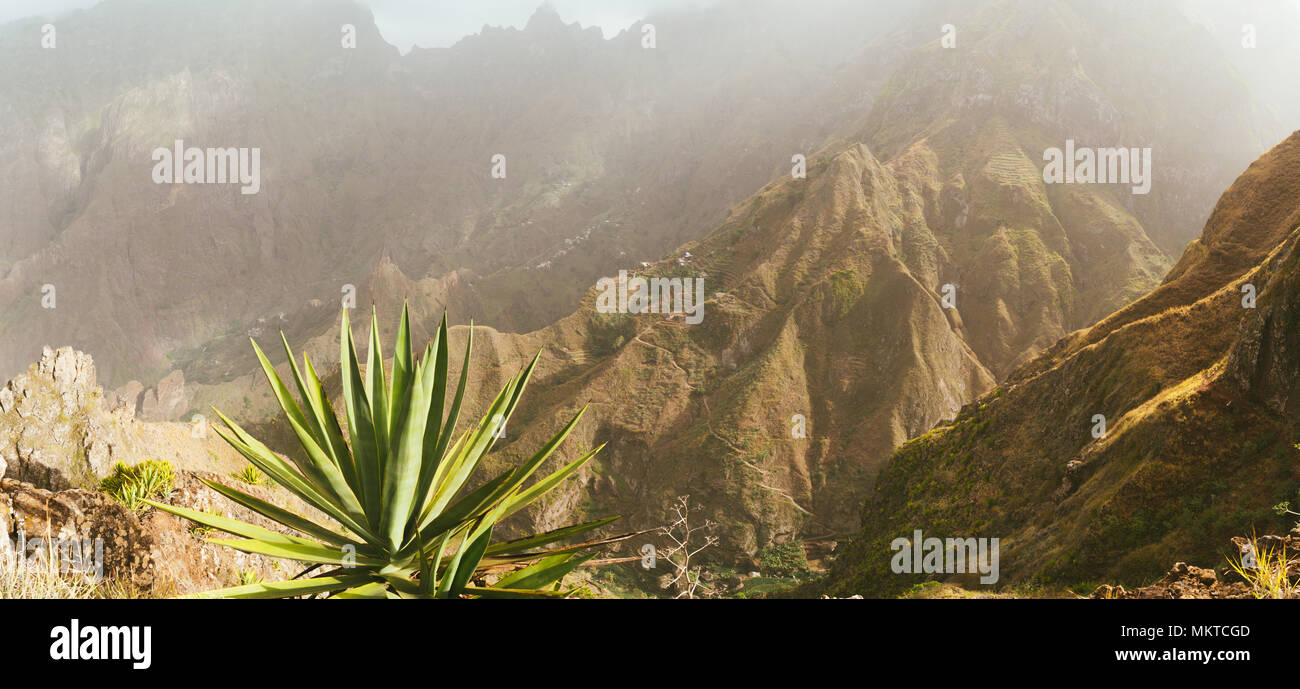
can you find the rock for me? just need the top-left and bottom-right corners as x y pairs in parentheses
(1091, 553), (1275, 599)
(1091, 584), (1127, 598)
(1, 471), (325, 596)
(136, 470), (322, 595)
(0, 477), (154, 590)
(139, 370), (187, 421)
(111, 381), (144, 415)
(0, 348), (130, 489)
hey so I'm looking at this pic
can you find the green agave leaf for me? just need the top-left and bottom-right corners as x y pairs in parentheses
(497, 446), (603, 522)
(206, 537), (385, 567)
(428, 319), (473, 470)
(301, 352), (360, 493)
(413, 430), (470, 532)
(381, 339), (431, 550)
(424, 315), (449, 458)
(471, 404), (588, 516)
(492, 552), (596, 591)
(425, 372), (522, 518)
(412, 315), (449, 525)
(340, 308), (382, 520)
(478, 527), (642, 570)
(141, 499), (315, 546)
(401, 467), (514, 559)
(365, 305), (391, 475)
(447, 520), (494, 597)
(502, 351), (541, 426)
(461, 586), (569, 599)
(181, 573), (374, 600)
(389, 303), (415, 440)
(211, 417), (379, 544)
(330, 581), (391, 599)
(416, 531), (433, 596)
(435, 520), (485, 598)
(278, 333), (335, 466)
(250, 339), (368, 525)
(198, 478), (359, 549)
(483, 517), (621, 556)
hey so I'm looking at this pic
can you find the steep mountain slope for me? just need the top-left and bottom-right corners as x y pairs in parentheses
(1, 0), (1292, 576)
(0, 0), (906, 389)
(824, 131), (1300, 596)
(867, 0), (1279, 260)
(320, 0), (1283, 561)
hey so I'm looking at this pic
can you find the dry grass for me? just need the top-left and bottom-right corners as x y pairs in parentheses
(1, 537), (103, 599)
(0, 525), (155, 599)
(1226, 535), (1299, 600)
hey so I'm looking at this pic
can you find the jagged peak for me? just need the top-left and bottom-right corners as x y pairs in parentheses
(525, 2), (567, 32)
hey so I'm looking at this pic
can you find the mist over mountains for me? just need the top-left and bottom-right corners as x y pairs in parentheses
(2, 0), (1299, 587)
(0, 0), (911, 389)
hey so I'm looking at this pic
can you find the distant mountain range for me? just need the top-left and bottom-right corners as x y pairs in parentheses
(2, 0), (1297, 575)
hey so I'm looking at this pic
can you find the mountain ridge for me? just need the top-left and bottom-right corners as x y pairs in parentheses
(823, 130), (1300, 596)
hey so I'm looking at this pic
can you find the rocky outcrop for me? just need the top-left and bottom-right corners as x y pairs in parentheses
(1, 346), (255, 491)
(0, 345), (333, 595)
(137, 370), (189, 422)
(1, 471), (328, 596)
(1225, 233), (1300, 414)
(0, 346), (136, 489)
(1092, 531), (1300, 599)
(1091, 563), (1251, 599)
(1, 477), (154, 590)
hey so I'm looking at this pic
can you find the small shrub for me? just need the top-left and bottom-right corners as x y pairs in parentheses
(189, 508), (224, 538)
(758, 542), (810, 578)
(1227, 535), (1298, 599)
(230, 465), (267, 486)
(100, 460), (175, 512)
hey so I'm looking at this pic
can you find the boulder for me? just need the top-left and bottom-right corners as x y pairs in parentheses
(0, 477), (154, 590)
(1092, 560), (1255, 599)
(138, 370), (188, 421)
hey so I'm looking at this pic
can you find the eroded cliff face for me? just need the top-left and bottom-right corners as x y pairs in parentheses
(0, 0), (908, 391)
(825, 131), (1300, 597)
(400, 124), (1177, 559)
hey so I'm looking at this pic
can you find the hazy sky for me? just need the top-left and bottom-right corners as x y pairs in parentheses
(369, 0), (714, 51)
(0, 0), (715, 51)
(9, 0), (1300, 53)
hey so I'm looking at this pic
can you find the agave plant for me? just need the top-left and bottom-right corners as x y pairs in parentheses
(146, 305), (625, 598)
